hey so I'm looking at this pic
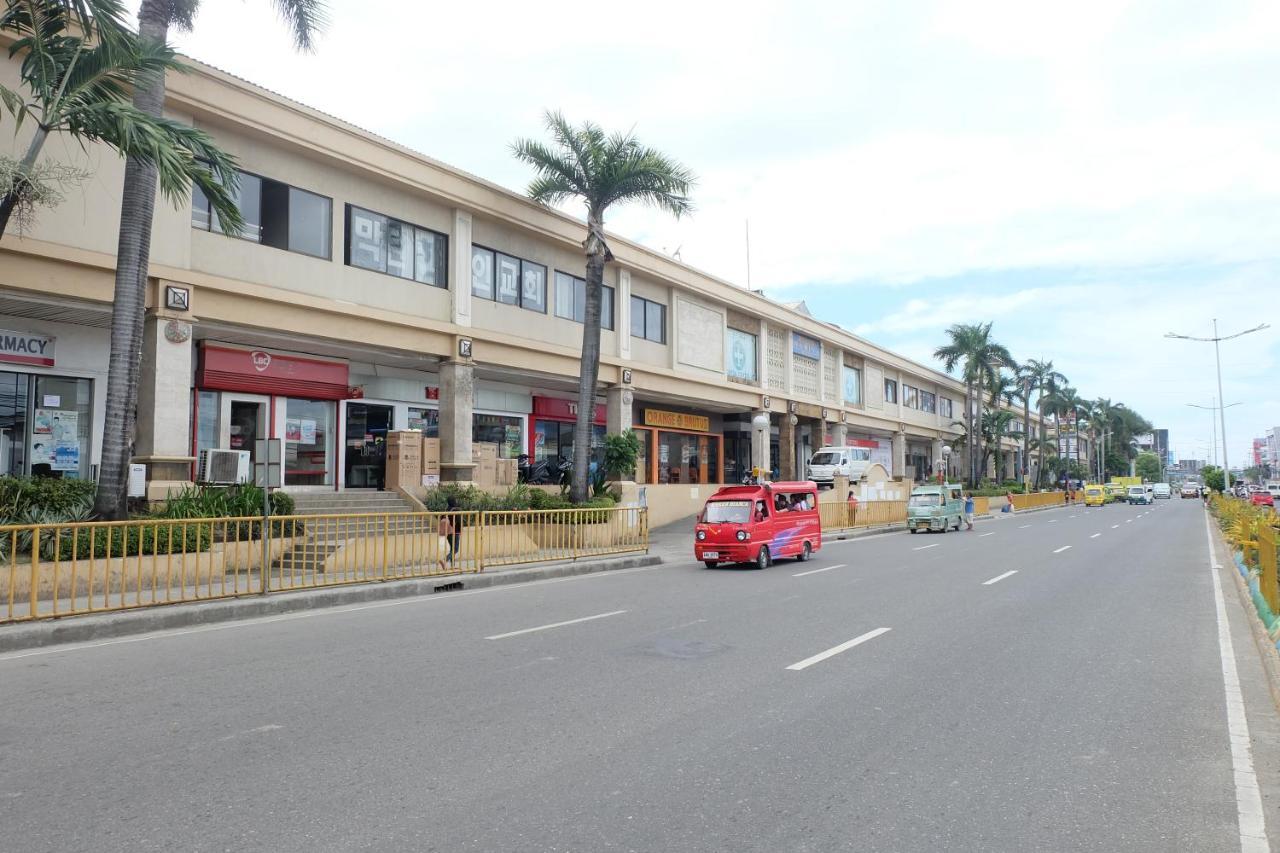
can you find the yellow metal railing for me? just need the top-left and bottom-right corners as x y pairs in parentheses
(818, 500), (907, 531)
(0, 507), (648, 624)
(1210, 494), (1279, 614)
(1010, 491), (1066, 511)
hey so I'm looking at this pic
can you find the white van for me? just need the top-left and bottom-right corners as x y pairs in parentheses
(1152, 483), (1171, 499)
(807, 446), (871, 488)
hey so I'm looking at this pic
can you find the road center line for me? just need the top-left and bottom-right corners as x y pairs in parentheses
(1053, 545), (1072, 554)
(1090, 533), (1101, 539)
(1018, 524), (1031, 529)
(912, 543), (939, 551)
(485, 610), (628, 640)
(786, 627), (891, 671)
(1047, 519), (1058, 523)
(1112, 524), (1119, 529)
(1126, 519), (1133, 524)
(793, 563), (847, 578)
(1203, 512), (1269, 849)
(979, 531), (996, 537)
(982, 570), (1018, 585)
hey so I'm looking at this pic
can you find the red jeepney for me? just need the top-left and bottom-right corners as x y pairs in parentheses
(694, 481), (822, 569)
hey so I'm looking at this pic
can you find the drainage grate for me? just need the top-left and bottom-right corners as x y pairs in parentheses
(433, 581), (464, 593)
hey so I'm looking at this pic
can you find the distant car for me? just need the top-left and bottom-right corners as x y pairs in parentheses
(1152, 483), (1171, 499)
(1127, 485), (1152, 505)
(1180, 484), (1199, 499)
(1083, 486), (1106, 507)
(1250, 492), (1274, 508)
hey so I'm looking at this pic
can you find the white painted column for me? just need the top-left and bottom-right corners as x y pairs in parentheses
(751, 409), (771, 481)
(134, 312), (194, 496)
(758, 319), (769, 390)
(617, 269), (632, 360)
(893, 430), (907, 480)
(668, 286), (680, 370)
(605, 385), (633, 435)
(438, 358), (475, 483)
(451, 209), (473, 328)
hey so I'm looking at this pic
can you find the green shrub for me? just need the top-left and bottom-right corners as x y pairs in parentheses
(0, 476), (96, 518)
(159, 484), (294, 520)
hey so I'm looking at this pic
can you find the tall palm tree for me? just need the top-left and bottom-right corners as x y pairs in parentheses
(986, 370), (1018, 482)
(513, 111), (694, 502)
(95, 0), (326, 518)
(1091, 397), (1116, 481)
(0, 0), (238, 237)
(933, 322), (1013, 487)
(1018, 359), (1053, 487)
(1034, 369), (1068, 487)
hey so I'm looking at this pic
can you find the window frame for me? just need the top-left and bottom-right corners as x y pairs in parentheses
(191, 167), (332, 261)
(343, 204), (448, 288)
(903, 384), (919, 410)
(472, 243), (547, 312)
(884, 378), (898, 404)
(920, 390), (937, 414)
(940, 397), (953, 419)
(553, 270), (615, 330)
(630, 294), (667, 344)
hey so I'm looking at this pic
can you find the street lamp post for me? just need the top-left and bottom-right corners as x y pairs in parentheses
(1187, 400), (1242, 471)
(1166, 319), (1269, 484)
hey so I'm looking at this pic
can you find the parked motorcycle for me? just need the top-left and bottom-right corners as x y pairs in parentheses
(517, 454), (551, 485)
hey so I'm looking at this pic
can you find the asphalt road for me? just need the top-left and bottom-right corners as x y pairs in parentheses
(2, 498), (1278, 852)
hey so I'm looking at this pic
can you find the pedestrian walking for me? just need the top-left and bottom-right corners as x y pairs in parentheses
(847, 491), (859, 527)
(438, 497), (462, 571)
(964, 492), (975, 530)
(1006, 489), (1017, 515)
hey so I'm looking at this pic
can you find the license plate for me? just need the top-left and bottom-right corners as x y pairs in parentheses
(916, 522), (929, 529)
(702, 551), (720, 559)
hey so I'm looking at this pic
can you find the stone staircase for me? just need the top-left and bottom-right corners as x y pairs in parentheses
(275, 491), (425, 575)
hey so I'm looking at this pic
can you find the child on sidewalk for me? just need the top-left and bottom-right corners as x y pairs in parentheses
(964, 492), (975, 530)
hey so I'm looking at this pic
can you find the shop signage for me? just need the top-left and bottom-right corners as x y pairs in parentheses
(643, 409), (709, 432)
(0, 330), (55, 367)
(425, 386), (440, 400)
(197, 345), (349, 401)
(533, 397), (606, 423)
(791, 332), (821, 360)
(726, 328), (758, 381)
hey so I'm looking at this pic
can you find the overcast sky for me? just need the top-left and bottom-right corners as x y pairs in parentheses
(145, 0), (1280, 470)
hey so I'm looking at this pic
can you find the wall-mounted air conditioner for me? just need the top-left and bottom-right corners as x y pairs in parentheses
(198, 449), (251, 485)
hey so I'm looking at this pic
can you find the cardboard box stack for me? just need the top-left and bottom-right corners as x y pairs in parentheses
(496, 458), (518, 487)
(385, 431), (422, 491)
(472, 442), (499, 487)
(421, 437), (441, 486)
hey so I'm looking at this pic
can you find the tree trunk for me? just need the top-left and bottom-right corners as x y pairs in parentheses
(0, 126), (51, 239)
(93, 2), (171, 519)
(975, 386), (985, 485)
(1022, 387), (1030, 486)
(1036, 396), (1047, 489)
(570, 217), (607, 504)
(964, 381), (974, 487)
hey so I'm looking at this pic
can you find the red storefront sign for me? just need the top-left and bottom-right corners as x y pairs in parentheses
(532, 397), (606, 423)
(197, 345), (349, 400)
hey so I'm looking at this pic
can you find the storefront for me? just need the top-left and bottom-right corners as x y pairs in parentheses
(827, 431), (894, 473)
(529, 397), (605, 467)
(635, 408), (722, 485)
(0, 325), (102, 480)
(194, 344), (347, 489)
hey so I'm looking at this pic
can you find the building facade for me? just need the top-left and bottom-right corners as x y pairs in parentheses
(0, 43), (1039, 514)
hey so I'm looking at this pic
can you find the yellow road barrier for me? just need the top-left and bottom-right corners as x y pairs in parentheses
(0, 507), (648, 624)
(818, 500), (907, 532)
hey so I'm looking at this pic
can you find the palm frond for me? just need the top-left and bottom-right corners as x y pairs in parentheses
(270, 0), (328, 52)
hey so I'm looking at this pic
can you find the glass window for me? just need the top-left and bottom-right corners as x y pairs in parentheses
(285, 398), (334, 486)
(555, 272), (577, 320)
(646, 300), (665, 343)
(407, 406), (438, 437)
(0, 371), (29, 476)
(414, 229), (447, 286)
(635, 428), (651, 484)
(31, 375), (92, 480)
(520, 261), (546, 313)
(921, 391), (937, 414)
(496, 254), (520, 305)
(194, 389), (219, 464)
(884, 379), (898, 404)
(472, 413), (523, 459)
(843, 366), (861, 404)
(471, 246), (494, 299)
(349, 207), (387, 272)
(904, 385), (919, 409)
(940, 398), (953, 418)
(214, 172), (261, 240)
(191, 184), (210, 230)
(288, 187), (331, 258)
(726, 329), (758, 382)
(601, 284), (614, 330)
(656, 432), (716, 484)
(385, 219), (414, 279)
(630, 295), (646, 338)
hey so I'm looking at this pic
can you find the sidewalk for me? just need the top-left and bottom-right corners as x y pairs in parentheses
(0, 550), (660, 653)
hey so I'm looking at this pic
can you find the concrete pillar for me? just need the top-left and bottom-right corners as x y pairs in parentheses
(605, 386), (633, 435)
(750, 410), (771, 482)
(779, 413), (797, 480)
(893, 430), (907, 480)
(450, 209), (473, 327)
(134, 314), (194, 497)
(832, 423), (848, 448)
(617, 269), (632, 360)
(438, 359), (475, 483)
(932, 438), (944, 481)
(758, 320), (769, 390)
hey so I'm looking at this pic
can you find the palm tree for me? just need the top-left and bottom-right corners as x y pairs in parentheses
(986, 370), (1018, 482)
(1090, 397), (1116, 481)
(0, 0), (239, 237)
(513, 111), (694, 502)
(95, 0), (325, 518)
(933, 322), (1013, 487)
(984, 409), (1024, 483)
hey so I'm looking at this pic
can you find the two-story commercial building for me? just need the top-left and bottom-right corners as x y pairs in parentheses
(0, 43), (1040, 518)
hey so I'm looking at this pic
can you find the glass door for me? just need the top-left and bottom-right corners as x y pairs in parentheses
(0, 371), (27, 476)
(219, 393), (269, 472)
(344, 403), (394, 489)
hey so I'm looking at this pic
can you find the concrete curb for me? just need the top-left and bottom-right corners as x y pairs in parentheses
(0, 552), (662, 654)
(1212, 521), (1280, 715)
(828, 523), (907, 540)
